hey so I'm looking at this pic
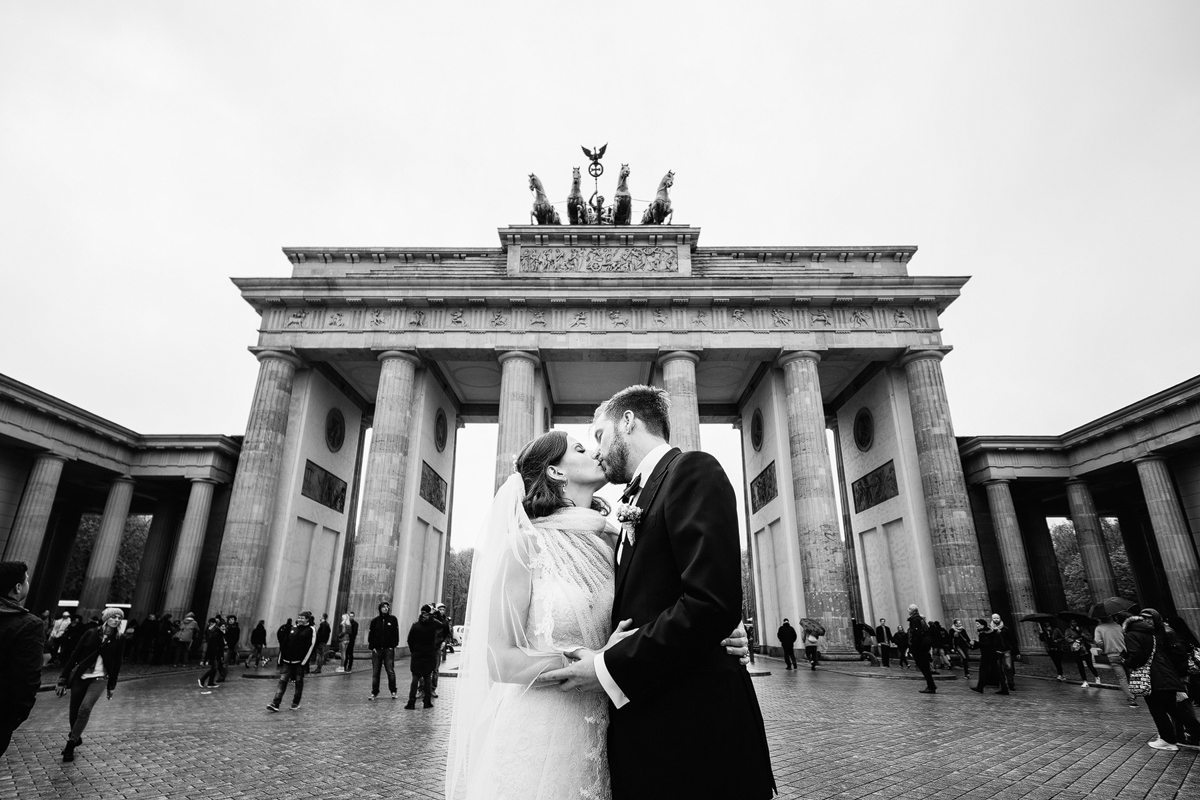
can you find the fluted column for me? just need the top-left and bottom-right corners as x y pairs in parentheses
(348, 351), (420, 616)
(208, 350), (302, 619)
(1065, 478), (1118, 602)
(130, 496), (177, 618)
(78, 477), (135, 618)
(658, 351), (701, 453)
(1135, 456), (1200, 633)
(983, 480), (1039, 651)
(161, 479), (217, 619)
(3, 453), (67, 565)
(494, 350), (539, 490)
(779, 351), (852, 648)
(900, 349), (990, 623)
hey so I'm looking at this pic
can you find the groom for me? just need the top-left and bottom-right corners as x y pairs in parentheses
(537, 385), (775, 799)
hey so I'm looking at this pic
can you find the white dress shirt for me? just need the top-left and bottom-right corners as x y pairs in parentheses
(596, 441), (674, 708)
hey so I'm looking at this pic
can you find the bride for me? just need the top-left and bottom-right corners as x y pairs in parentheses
(446, 430), (745, 800)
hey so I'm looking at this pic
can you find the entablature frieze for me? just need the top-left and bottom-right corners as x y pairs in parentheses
(254, 300), (944, 340)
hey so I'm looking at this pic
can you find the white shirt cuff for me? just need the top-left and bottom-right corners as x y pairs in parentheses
(595, 651), (630, 709)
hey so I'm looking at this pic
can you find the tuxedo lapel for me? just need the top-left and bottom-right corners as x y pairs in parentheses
(614, 448), (681, 604)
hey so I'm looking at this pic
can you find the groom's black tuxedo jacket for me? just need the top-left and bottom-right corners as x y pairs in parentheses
(605, 447), (775, 800)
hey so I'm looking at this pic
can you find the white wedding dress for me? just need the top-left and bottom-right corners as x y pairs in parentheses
(447, 478), (616, 800)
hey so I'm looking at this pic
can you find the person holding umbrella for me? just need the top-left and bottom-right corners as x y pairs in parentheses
(1062, 614), (1100, 688)
(1037, 621), (1067, 681)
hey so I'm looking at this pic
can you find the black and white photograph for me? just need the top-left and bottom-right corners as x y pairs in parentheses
(1, 3), (1198, 798)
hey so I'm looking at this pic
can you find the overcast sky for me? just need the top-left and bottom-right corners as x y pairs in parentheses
(2, 3), (1197, 548)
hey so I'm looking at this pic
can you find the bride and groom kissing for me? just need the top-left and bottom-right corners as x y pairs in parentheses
(446, 385), (775, 800)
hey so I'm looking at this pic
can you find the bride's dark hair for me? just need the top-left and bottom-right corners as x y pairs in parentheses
(516, 430), (610, 519)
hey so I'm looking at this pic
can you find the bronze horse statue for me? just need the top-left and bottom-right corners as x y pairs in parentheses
(612, 164), (632, 225)
(641, 170), (674, 224)
(567, 167), (587, 225)
(529, 173), (561, 225)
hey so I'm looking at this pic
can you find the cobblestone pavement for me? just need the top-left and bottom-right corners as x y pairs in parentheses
(3, 656), (1197, 799)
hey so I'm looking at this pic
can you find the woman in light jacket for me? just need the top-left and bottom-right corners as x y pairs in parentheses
(55, 607), (125, 763)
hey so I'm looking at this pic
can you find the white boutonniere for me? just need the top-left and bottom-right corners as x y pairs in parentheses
(616, 502), (643, 547)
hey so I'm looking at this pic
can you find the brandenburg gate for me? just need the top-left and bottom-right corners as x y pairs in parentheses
(207, 216), (991, 648)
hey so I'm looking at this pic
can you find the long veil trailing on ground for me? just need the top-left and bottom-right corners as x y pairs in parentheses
(445, 474), (571, 800)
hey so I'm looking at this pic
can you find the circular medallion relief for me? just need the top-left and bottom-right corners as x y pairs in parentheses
(853, 408), (874, 452)
(750, 409), (764, 452)
(434, 409), (448, 452)
(325, 408), (346, 453)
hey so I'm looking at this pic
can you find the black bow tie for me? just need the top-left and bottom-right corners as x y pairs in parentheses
(619, 474), (643, 504)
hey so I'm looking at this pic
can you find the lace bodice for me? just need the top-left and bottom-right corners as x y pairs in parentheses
(526, 507), (616, 654)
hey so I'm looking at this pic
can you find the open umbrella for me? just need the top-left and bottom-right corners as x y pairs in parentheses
(799, 618), (826, 636)
(855, 622), (876, 640)
(1020, 612), (1058, 624)
(1088, 597), (1138, 619)
(1057, 611), (1095, 626)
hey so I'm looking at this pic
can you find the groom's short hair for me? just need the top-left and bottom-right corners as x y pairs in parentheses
(595, 385), (671, 441)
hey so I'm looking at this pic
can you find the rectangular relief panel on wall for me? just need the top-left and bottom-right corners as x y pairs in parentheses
(302, 460), (347, 513)
(750, 462), (778, 514)
(420, 461), (447, 512)
(852, 460), (898, 514)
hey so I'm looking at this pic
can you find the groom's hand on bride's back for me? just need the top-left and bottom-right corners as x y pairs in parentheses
(723, 622), (751, 666)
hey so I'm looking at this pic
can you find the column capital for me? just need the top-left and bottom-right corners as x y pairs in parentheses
(188, 477), (219, 486)
(111, 475), (136, 487)
(656, 349), (700, 368)
(1064, 476), (1090, 486)
(777, 349), (825, 368)
(250, 347), (303, 369)
(981, 478), (1012, 487)
(496, 349), (540, 367)
(1133, 454), (1167, 466)
(897, 346), (953, 369)
(377, 350), (421, 366)
(33, 452), (69, 464)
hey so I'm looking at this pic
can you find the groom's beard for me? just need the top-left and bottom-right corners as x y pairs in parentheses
(600, 431), (632, 484)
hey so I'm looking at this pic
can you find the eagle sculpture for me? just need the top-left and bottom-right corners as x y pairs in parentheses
(582, 144), (607, 162)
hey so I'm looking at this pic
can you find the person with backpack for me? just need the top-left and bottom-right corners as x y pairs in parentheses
(802, 626), (821, 670)
(248, 620), (268, 667)
(266, 613), (315, 712)
(198, 618), (228, 690)
(907, 604), (937, 694)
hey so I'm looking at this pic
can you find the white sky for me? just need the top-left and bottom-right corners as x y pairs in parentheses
(2, 3), (1198, 548)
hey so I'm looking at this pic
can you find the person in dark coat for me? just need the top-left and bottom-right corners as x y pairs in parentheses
(1125, 609), (1200, 751)
(971, 619), (1008, 695)
(267, 612), (315, 711)
(224, 615), (241, 667)
(1065, 619), (1099, 687)
(991, 613), (1019, 691)
(248, 620), (268, 667)
(949, 620), (972, 678)
(56, 607), (125, 762)
(1038, 622), (1067, 681)
(0, 562), (44, 757)
(59, 615), (84, 669)
(137, 614), (159, 664)
(777, 619), (798, 670)
(404, 604), (440, 709)
(154, 614), (175, 664)
(368, 602), (400, 699)
(875, 619), (893, 668)
(199, 619), (228, 689)
(907, 605), (937, 693)
(313, 614), (331, 673)
(892, 625), (910, 668)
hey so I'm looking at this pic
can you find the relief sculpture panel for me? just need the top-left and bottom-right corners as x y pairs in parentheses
(520, 246), (679, 273)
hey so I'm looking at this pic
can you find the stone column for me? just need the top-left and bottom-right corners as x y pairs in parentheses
(900, 349), (990, 623)
(78, 477), (136, 618)
(208, 350), (302, 619)
(1065, 478), (1118, 602)
(494, 350), (539, 490)
(658, 351), (702, 452)
(983, 480), (1039, 651)
(1135, 456), (1200, 633)
(778, 351), (852, 648)
(3, 453), (67, 565)
(347, 351), (420, 616)
(161, 479), (217, 620)
(131, 496), (176, 618)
